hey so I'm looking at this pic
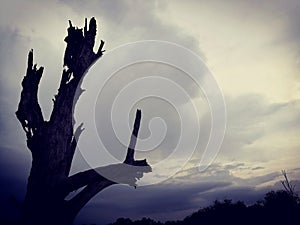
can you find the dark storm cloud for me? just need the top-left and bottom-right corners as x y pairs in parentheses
(172, 91), (300, 221)
(76, 181), (232, 224)
(0, 28), (30, 221)
(74, 162), (285, 225)
(0, 147), (29, 223)
(1, 1), (300, 224)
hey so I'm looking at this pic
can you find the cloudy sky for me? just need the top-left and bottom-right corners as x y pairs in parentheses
(1, 0), (300, 224)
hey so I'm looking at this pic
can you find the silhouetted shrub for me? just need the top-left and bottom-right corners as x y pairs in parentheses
(108, 189), (300, 225)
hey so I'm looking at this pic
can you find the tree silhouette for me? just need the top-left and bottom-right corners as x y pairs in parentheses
(16, 18), (151, 225)
(108, 192), (300, 225)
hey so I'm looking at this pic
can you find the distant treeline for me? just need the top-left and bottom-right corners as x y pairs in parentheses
(107, 189), (300, 225)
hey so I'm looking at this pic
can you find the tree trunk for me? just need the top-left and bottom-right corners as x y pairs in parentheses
(15, 18), (150, 225)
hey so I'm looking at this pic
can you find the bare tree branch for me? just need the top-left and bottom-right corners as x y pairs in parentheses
(66, 179), (114, 220)
(46, 17), (106, 178)
(16, 50), (44, 145)
(124, 109), (141, 165)
(62, 109), (151, 222)
(281, 170), (296, 196)
(64, 123), (85, 177)
(63, 109), (151, 196)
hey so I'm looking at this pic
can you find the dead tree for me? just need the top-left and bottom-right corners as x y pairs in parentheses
(281, 170), (296, 197)
(16, 18), (150, 225)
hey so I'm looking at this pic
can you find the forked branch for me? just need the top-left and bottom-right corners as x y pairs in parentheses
(65, 109), (151, 213)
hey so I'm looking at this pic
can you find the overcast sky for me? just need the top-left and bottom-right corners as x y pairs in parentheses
(1, 0), (300, 224)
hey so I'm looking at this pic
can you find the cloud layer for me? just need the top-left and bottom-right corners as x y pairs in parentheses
(0, 0), (300, 224)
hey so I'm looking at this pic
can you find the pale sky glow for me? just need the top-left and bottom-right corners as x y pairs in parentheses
(157, 0), (300, 101)
(1, 0), (300, 224)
